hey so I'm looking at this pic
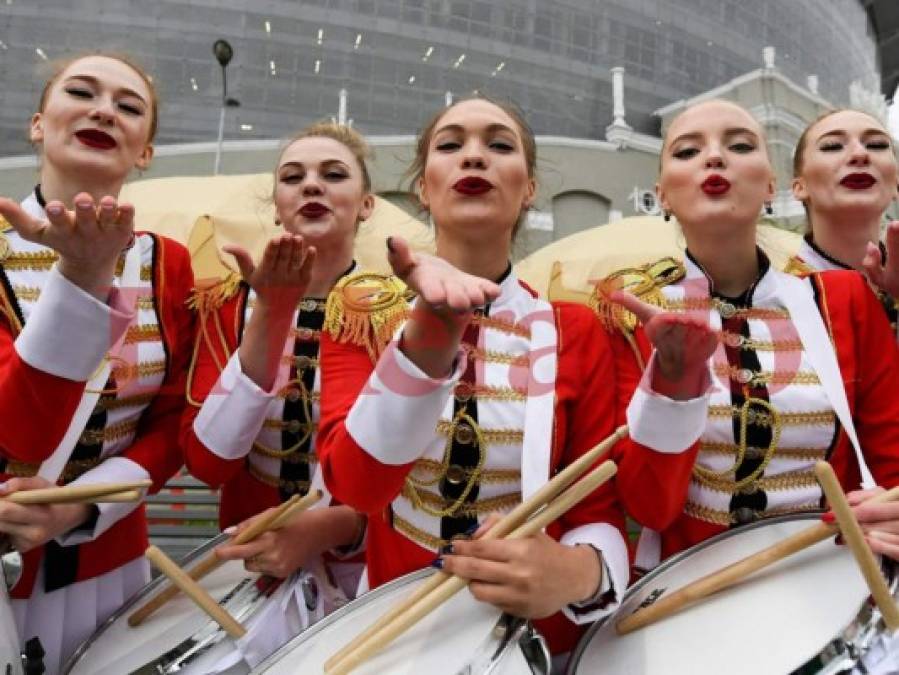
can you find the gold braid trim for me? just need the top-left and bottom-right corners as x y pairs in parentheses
(79, 418), (139, 445)
(400, 484), (521, 518)
(6, 457), (102, 483)
(123, 324), (161, 345)
(325, 272), (410, 361)
(411, 457), (521, 484)
(393, 513), (449, 550)
(708, 405), (835, 427)
(95, 392), (156, 412)
(719, 332), (803, 352)
(3, 250), (58, 270)
(700, 441), (827, 462)
(0, 281), (22, 335)
(136, 296), (156, 310)
(453, 384), (527, 402)
(262, 418), (318, 433)
(462, 345), (528, 367)
(713, 364), (821, 387)
(251, 446), (315, 464)
(590, 257), (686, 333)
(693, 468), (819, 494)
(684, 501), (820, 527)
(434, 420), (524, 446)
(112, 359), (167, 380)
(667, 298), (791, 320)
(11, 285), (40, 302)
(187, 273), (242, 314)
(0, 216), (11, 234)
(470, 315), (531, 338)
(247, 463), (311, 493)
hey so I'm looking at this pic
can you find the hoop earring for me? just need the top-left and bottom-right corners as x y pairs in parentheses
(663, 210), (671, 222)
(764, 202), (774, 216)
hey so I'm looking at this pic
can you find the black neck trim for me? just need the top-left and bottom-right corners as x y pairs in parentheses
(34, 184), (46, 208)
(805, 232), (887, 268)
(685, 247), (770, 307)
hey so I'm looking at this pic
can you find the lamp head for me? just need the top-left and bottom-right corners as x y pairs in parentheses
(213, 39), (234, 68)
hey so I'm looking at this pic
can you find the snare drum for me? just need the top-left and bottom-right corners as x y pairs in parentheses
(568, 514), (897, 675)
(254, 569), (550, 675)
(0, 556), (23, 675)
(64, 534), (267, 675)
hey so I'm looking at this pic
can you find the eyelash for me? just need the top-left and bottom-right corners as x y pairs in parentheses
(65, 87), (143, 116)
(821, 140), (892, 152)
(434, 139), (516, 152)
(280, 171), (348, 183)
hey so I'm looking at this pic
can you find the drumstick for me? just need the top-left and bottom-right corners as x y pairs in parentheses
(326, 460), (618, 675)
(325, 426), (628, 670)
(616, 481), (899, 635)
(144, 545), (247, 639)
(64, 488), (143, 504)
(814, 462), (899, 631)
(128, 490), (321, 627)
(2, 480), (152, 505)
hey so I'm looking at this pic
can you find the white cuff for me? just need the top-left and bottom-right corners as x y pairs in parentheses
(56, 457), (150, 545)
(193, 352), (278, 461)
(560, 522), (629, 623)
(346, 341), (464, 465)
(15, 266), (133, 381)
(626, 353), (711, 454)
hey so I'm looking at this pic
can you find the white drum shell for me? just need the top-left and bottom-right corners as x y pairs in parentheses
(568, 515), (884, 675)
(65, 535), (253, 675)
(0, 578), (22, 675)
(254, 569), (534, 675)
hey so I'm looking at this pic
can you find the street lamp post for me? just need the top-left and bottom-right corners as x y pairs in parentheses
(213, 39), (240, 175)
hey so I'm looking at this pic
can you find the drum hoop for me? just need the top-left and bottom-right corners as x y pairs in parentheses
(254, 568), (436, 672)
(565, 511), (884, 674)
(62, 532), (241, 674)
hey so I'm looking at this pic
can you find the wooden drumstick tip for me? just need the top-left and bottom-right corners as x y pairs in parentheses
(814, 462), (899, 633)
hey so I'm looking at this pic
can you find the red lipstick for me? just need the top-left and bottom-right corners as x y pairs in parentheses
(453, 176), (493, 195)
(299, 202), (330, 218)
(75, 129), (117, 150)
(701, 174), (731, 196)
(840, 173), (876, 190)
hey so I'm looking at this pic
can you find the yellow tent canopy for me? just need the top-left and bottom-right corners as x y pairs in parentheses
(515, 216), (802, 302)
(120, 174), (434, 282)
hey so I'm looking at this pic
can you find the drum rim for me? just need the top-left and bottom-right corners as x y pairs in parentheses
(566, 511), (837, 673)
(253, 567), (436, 672)
(62, 532), (244, 674)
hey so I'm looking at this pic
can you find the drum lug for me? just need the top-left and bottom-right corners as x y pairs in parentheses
(518, 624), (551, 675)
(1, 551), (22, 592)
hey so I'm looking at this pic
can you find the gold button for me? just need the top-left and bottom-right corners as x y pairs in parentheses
(445, 465), (466, 485)
(300, 299), (319, 312)
(717, 301), (737, 319)
(454, 423), (475, 445)
(286, 388), (301, 402)
(454, 382), (474, 403)
(295, 355), (312, 370)
(744, 446), (763, 460)
(735, 368), (754, 384)
(287, 419), (302, 434)
(724, 333), (744, 348)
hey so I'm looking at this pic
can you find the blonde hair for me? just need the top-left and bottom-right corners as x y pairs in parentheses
(277, 122), (372, 192)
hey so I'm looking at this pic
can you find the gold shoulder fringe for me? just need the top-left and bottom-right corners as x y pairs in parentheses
(0, 216), (11, 234)
(187, 272), (242, 314)
(783, 255), (815, 278)
(325, 271), (410, 361)
(590, 256), (686, 333)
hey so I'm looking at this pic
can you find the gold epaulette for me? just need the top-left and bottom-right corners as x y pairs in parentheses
(324, 271), (410, 361)
(0, 215), (11, 234)
(783, 255), (814, 278)
(590, 256), (686, 334)
(187, 272), (242, 314)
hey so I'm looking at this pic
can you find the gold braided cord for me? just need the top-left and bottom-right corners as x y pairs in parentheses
(693, 467), (819, 494)
(470, 314), (530, 338)
(712, 364), (821, 387)
(591, 257), (686, 333)
(95, 392), (156, 412)
(251, 446), (315, 464)
(123, 324), (162, 345)
(400, 484), (521, 518)
(694, 397), (782, 490)
(136, 296), (156, 310)
(699, 441), (826, 462)
(667, 298), (790, 320)
(79, 418), (139, 445)
(434, 419), (524, 446)
(6, 457), (102, 483)
(718, 332), (803, 352)
(708, 405), (835, 427)
(412, 457), (521, 485)
(684, 501), (821, 527)
(393, 513), (449, 550)
(462, 345), (528, 367)
(281, 355), (320, 369)
(247, 463), (310, 493)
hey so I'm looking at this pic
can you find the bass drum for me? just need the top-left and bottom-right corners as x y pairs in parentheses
(567, 513), (897, 675)
(64, 534), (268, 675)
(254, 569), (550, 675)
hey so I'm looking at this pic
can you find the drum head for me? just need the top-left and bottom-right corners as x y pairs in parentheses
(255, 569), (527, 675)
(65, 534), (259, 675)
(569, 515), (878, 675)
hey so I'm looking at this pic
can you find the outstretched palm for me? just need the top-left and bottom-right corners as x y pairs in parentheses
(224, 234), (316, 314)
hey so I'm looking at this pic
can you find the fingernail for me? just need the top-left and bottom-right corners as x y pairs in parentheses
(46, 205), (63, 216)
(821, 512), (835, 524)
(223, 526), (237, 535)
(101, 203), (114, 211)
(463, 523), (480, 536)
(439, 543), (454, 555)
(76, 200), (91, 210)
(386, 236), (395, 253)
(430, 556), (444, 569)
